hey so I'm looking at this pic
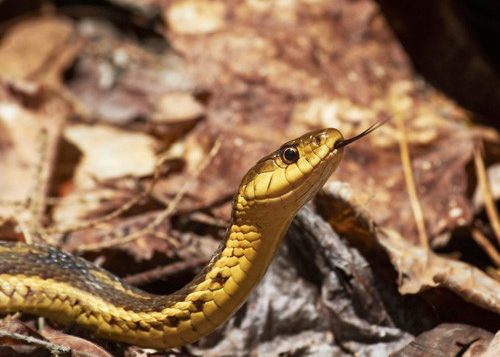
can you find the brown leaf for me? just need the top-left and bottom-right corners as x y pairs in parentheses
(164, 0), (413, 132)
(64, 124), (158, 188)
(482, 330), (500, 357)
(319, 183), (500, 314)
(51, 188), (136, 226)
(335, 99), (473, 246)
(42, 328), (114, 357)
(391, 323), (494, 357)
(152, 92), (205, 123)
(166, 0), (227, 35)
(379, 228), (500, 313)
(0, 17), (81, 86)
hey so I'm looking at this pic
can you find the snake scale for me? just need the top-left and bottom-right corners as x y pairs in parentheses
(0, 124), (381, 349)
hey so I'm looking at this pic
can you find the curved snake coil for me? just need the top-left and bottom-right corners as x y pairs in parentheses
(0, 124), (381, 349)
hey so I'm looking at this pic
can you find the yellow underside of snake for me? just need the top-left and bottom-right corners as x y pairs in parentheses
(0, 125), (379, 349)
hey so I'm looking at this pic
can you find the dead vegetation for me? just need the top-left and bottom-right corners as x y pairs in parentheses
(0, 0), (498, 356)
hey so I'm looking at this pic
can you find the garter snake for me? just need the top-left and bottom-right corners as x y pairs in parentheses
(0, 123), (382, 349)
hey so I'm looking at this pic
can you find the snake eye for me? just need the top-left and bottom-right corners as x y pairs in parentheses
(280, 146), (299, 164)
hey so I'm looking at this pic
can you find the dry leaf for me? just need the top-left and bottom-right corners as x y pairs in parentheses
(152, 92), (205, 123)
(64, 124), (157, 188)
(0, 17), (80, 85)
(166, 0), (227, 34)
(379, 228), (500, 313)
(391, 323), (494, 357)
(52, 188), (134, 226)
(482, 330), (500, 357)
(42, 327), (114, 357)
(319, 183), (500, 314)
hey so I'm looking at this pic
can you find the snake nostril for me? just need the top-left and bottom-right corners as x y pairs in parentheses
(312, 135), (322, 147)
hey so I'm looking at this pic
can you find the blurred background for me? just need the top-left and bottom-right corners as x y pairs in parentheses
(0, 0), (498, 356)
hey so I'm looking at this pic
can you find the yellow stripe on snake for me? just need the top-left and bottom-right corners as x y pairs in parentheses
(0, 124), (382, 349)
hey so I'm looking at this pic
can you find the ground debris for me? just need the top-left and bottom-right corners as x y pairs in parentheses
(319, 183), (500, 315)
(0, 0), (498, 355)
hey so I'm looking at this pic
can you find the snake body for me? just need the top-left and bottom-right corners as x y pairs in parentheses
(0, 127), (365, 349)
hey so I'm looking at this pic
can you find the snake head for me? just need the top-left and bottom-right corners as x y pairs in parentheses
(236, 128), (345, 217)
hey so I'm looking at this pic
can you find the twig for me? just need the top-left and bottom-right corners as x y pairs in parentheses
(124, 257), (207, 286)
(43, 189), (128, 206)
(471, 228), (500, 267)
(17, 219), (36, 245)
(473, 144), (500, 244)
(395, 114), (429, 251)
(75, 229), (180, 253)
(18, 129), (50, 244)
(30, 129), (50, 224)
(76, 138), (222, 253)
(0, 330), (70, 356)
(486, 267), (500, 282)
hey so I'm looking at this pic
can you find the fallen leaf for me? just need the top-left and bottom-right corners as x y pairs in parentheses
(482, 330), (500, 357)
(391, 323), (494, 357)
(166, 0), (227, 34)
(0, 17), (80, 85)
(152, 92), (205, 123)
(379, 228), (500, 313)
(319, 183), (500, 314)
(42, 327), (114, 357)
(64, 124), (158, 188)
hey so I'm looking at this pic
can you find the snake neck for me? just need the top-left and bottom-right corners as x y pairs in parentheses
(183, 192), (292, 326)
(229, 192), (293, 269)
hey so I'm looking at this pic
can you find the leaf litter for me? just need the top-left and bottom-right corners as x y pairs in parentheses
(0, 0), (498, 356)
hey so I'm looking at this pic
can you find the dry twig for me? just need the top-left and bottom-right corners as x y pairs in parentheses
(14, 129), (50, 244)
(395, 114), (429, 251)
(473, 144), (500, 244)
(124, 257), (207, 286)
(0, 329), (71, 356)
(471, 228), (500, 267)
